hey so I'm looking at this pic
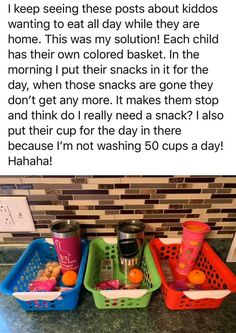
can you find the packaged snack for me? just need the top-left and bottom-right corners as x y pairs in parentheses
(28, 261), (61, 291)
(95, 280), (120, 290)
(100, 259), (113, 281)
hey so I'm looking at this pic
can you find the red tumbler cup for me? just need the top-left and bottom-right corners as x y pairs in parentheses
(175, 221), (210, 275)
(50, 220), (81, 273)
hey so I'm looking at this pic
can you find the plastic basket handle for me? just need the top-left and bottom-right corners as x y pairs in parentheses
(101, 237), (117, 244)
(13, 291), (61, 301)
(159, 238), (182, 244)
(183, 289), (231, 300)
(100, 289), (148, 299)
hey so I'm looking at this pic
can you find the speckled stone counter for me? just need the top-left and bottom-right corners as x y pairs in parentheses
(0, 240), (236, 333)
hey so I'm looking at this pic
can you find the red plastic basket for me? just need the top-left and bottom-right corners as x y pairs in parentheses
(149, 238), (236, 310)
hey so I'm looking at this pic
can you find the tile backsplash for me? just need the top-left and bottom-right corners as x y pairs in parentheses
(0, 176), (236, 245)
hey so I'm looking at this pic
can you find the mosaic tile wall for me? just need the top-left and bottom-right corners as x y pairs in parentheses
(0, 176), (236, 245)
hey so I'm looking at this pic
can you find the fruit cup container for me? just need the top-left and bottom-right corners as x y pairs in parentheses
(84, 238), (161, 309)
(149, 238), (236, 310)
(0, 238), (89, 311)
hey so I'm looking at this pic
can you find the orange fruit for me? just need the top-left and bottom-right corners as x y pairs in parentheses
(187, 270), (206, 285)
(62, 270), (78, 287)
(128, 268), (144, 284)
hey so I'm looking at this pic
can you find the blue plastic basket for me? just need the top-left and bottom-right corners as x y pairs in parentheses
(0, 238), (89, 311)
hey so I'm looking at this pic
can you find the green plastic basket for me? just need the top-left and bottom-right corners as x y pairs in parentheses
(84, 239), (161, 309)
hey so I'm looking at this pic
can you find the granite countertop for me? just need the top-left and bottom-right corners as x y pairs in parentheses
(0, 240), (236, 333)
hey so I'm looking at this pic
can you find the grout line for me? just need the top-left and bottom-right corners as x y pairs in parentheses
(0, 245), (27, 248)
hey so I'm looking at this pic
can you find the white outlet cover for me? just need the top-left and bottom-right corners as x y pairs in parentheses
(0, 197), (35, 232)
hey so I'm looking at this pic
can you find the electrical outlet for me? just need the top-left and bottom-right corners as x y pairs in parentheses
(0, 197), (35, 232)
